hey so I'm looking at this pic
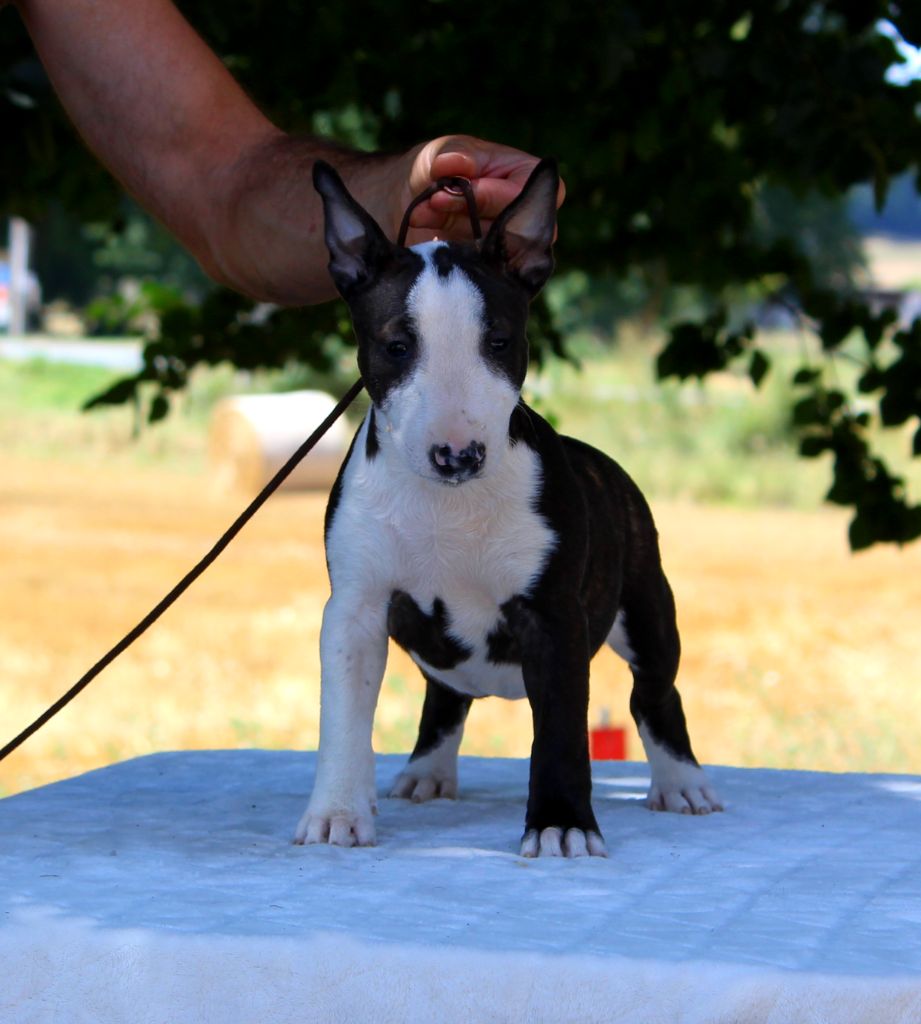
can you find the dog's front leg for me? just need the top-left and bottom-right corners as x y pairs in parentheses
(295, 591), (388, 847)
(504, 596), (607, 858)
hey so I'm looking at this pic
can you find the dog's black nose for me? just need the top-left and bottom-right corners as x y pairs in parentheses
(429, 441), (486, 481)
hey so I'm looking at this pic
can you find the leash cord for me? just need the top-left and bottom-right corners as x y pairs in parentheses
(0, 377), (365, 765)
(1, 174), (484, 766)
(397, 176), (482, 247)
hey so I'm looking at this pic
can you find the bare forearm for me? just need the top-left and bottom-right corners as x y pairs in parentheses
(13, 0), (388, 303)
(211, 134), (416, 305)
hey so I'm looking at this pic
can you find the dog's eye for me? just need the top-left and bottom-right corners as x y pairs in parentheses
(385, 339), (411, 359)
(489, 336), (511, 353)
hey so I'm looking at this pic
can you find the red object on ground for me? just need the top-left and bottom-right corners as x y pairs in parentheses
(590, 725), (627, 760)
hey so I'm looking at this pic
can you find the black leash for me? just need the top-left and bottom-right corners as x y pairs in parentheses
(397, 176), (482, 247)
(0, 378), (364, 765)
(1, 173), (482, 766)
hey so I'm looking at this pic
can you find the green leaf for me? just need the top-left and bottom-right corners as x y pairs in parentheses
(657, 313), (740, 382)
(818, 307), (858, 351)
(858, 365), (883, 393)
(880, 388), (913, 427)
(799, 435), (829, 458)
(793, 396), (826, 427)
(749, 350), (770, 388)
(82, 375), (141, 410)
(825, 390), (845, 413)
(848, 513), (876, 551)
(862, 309), (897, 350)
(848, 512), (876, 552)
(902, 506), (921, 543)
(793, 368), (821, 386)
(826, 449), (866, 506)
(148, 393), (170, 424)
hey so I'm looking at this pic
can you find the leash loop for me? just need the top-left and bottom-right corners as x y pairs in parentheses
(397, 176), (482, 247)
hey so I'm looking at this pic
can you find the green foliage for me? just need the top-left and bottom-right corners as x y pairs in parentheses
(82, 203), (211, 295)
(4, 1), (921, 546)
(30, 202), (211, 309)
(82, 287), (356, 424)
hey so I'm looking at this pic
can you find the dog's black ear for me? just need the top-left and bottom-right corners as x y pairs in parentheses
(313, 160), (395, 297)
(481, 158), (559, 297)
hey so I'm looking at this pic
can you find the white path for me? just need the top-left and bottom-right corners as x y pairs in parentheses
(2, 751), (920, 1023)
(0, 336), (142, 371)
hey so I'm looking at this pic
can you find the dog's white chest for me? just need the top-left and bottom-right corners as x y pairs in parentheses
(327, 417), (557, 699)
(412, 647), (528, 699)
(390, 461), (552, 616)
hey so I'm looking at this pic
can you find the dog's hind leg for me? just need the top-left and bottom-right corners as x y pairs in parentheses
(390, 674), (472, 802)
(609, 573), (723, 815)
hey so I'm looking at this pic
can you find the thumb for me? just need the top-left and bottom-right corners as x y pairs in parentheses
(428, 148), (479, 182)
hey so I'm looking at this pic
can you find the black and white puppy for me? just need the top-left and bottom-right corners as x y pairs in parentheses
(295, 159), (722, 858)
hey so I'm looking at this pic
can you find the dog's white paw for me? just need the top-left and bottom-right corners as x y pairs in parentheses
(390, 768), (458, 802)
(520, 827), (607, 859)
(294, 800), (377, 847)
(646, 777), (723, 815)
(639, 725), (724, 815)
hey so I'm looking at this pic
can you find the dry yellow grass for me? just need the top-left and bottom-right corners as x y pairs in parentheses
(2, 452), (920, 797)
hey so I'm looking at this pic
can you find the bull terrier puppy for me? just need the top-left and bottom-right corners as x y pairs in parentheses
(295, 159), (722, 857)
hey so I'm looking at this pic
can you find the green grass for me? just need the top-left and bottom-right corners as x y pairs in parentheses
(0, 357), (121, 412)
(1, 330), (918, 510)
(0, 358), (261, 473)
(0, 357), (195, 472)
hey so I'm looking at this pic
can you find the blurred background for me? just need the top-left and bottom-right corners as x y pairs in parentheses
(2, 2), (921, 796)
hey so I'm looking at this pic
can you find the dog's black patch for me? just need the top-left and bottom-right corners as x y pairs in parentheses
(324, 426), (363, 542)
(508, 402), (540, 448)
(365, 407), (380, 460)
(432, 246), (456, 278)
(485, 616), (521, 665)
(348, 249), (426, 408)
(388, 591), (472, 670)
(408, 674), (473, 761)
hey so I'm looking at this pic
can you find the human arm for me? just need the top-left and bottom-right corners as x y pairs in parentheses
(12, 0), (562, 305)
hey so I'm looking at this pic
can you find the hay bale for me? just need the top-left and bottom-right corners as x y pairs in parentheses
(209, 391), (352, 494)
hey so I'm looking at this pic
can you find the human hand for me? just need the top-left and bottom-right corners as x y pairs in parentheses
(399, 134), (566, 244)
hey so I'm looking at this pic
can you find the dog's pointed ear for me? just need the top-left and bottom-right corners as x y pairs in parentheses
(313, 160), (395, 297)
(481, 158), (559, 297)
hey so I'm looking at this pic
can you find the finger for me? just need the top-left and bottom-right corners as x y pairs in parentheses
(427, 149), (479, 181)
(428, 143), (536, 188)
(427, 178), (523, 222)
(429, 150), (567, 211)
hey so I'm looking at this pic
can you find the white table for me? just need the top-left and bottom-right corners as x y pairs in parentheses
(2, 751), (920, 1023)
